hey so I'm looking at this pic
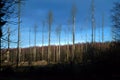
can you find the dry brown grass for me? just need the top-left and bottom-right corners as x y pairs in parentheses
(32, 60), (48, 66)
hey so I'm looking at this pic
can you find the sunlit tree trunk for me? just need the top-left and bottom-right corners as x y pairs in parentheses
(85, 33), (88, 52)
(7, 27), (10, 62)
(53, 42), (56, 62)
(91, 0), (96, 43)
(48, 11), (53, 63)
(28, 27), (31, 66)
(34, 24), (37, 61)
(99, 25), (100, 42)
(58, 28), (61, 63)
(56, 45), (59, 62)
(17, 0), (21, 67)
(71, 5), (76, 62)
(42, 21), (45, 60)
(102, 13), (104, 43)
(56, 25), (61, 63)
(67, 20), (70, 62)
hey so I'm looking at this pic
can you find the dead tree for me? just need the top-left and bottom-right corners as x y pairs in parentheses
(33, 24), (37, 61)
(42, 23), (44, 60)
(56, 25), (61, 63)
(48, 11), (53, 63)
(17, 0), (21, 67)
(66, 20), (70, 62)
(28, 27), (31, 66)
(91, 0), (96, 43)
(71, 5), (76, 62)
(7, 27), (10, 62)
(102, 13), (104, 43)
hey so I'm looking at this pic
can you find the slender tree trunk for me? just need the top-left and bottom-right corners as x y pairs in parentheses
(48, 11), (53, 63)
(102, 13), (104, 43)
(56, 25), (61, 63)
(71, 5), (76, 62)
(72, 16), (75, 62)
(17, 0), (21, 67)
(48, 24), (51, 63)
(56, 45), (59, 63)
(53, 42), (55, 62)
(58, 32), (61, 63)
(67, 32), (69, 62)
(29, 27), (31, 66)
(7, 27), (10, 62)
(42, 21), (44, 60)
(86, 33), (88, 52)
(34, 24), (37, 61)
(91, 0), (95, 43)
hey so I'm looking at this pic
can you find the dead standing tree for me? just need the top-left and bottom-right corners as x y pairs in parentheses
(66, 20), (70, 62)
(71, 5), (76, 62)
(91, 0), (96, 43)
(102, 13), (104, 43)
(17, 0), (21, 67)
(48, 11), (53, 63)
(33, 24), (37, 62)
(42, 21), (45, 60)
(28, 27), (31, 66)
(7, 27), (10, 62)
(56, 25), (61, 63)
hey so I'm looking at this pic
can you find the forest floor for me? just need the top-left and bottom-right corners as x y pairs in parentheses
(0, 61), (120, 80)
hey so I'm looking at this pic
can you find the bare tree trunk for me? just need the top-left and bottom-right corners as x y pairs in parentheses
(42, 21), (45, 60)
(34, 24), (37, 61)
(29, 27), (31, 66)
(91, 0), (95, 43)
(56, 46), (59, 63)
(17, 0), (21, 67)
(71, 5), (76, 62)
(56, 25), (61, 63)
(58, 30), (61, 63)
(67, 29), (69, 62)
(53, 42), (56, 63)
(48, 11), (53, 63)
(86, 33), (88, 52)
(102, 13), (104, 43)
(72, 15), (75, 62)
(7, 27), (10, 62)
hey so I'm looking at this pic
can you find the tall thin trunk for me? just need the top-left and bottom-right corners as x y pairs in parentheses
(56, 25), (61, 63)
(48, 11), (52, 63)
(102, 13), (104, 43)
(99, 26), (100, 42)
(29, 27), (31, 66)
(86, 33), (88, 52)
(91, 0), (95, 43)
(17, 0), (21, 67)
(42, 21), (44, 60)
(72, 14), (75, 62)
(53, 42), (55, 62)
(71, 5), (76, 62)
(56, 45), (59, 62)
(58, 30), (61, 63)
(7, 27), (10, 62)
(67, 20), (70, 62)
(34, 24), (37, 61)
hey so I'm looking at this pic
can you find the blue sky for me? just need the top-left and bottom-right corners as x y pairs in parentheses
(3, 0), (120, 48)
